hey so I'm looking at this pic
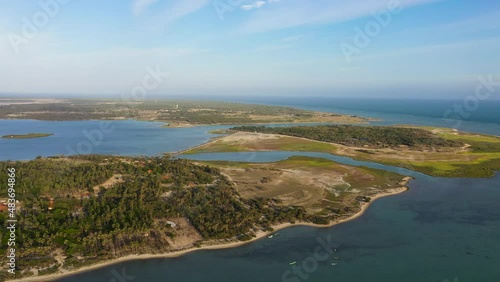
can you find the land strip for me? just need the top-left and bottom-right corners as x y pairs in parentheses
(182, 126), (500, 178)
(0, 99), (372, 127)
(1, 133), (53, 139)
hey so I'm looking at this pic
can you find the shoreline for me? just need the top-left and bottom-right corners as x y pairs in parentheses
(1, 111), (374, 128)
(9, 178), (410, 282)
(163, 118), (376, 128)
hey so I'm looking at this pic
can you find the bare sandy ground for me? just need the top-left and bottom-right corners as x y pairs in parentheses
(92, 174), (123, 195)
(9, 178), (410, 282)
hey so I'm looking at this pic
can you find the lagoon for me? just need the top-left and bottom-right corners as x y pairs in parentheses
(0, 119), (229, 161)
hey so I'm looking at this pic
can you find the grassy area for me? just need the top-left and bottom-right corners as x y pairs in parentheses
(379, 153), (500, 178)
(207, 129), (232, 134)
(185, 141), (249, 154)
(1, 133), (53, 139)
(195, 156), (407, 217)
(366, 130), (500, 177)
(345, 130), (500, 178)
(184, 127), (500, 178)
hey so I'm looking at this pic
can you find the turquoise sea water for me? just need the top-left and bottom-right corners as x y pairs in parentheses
(0, 98), (499, 281)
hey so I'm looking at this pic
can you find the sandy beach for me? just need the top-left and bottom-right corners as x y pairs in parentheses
(8, 178), (411, 282)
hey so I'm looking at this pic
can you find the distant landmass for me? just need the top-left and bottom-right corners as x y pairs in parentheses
(1, 133), (53, 139)
(0, 98), (372, 126)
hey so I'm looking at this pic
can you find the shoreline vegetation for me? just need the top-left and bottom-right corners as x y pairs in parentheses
(1, 133), (53, 139)
(0, 98), (373, 127)
(182, 126), (500, 178)
(0, 154), (409, 282)
(9, 179), (410, 282)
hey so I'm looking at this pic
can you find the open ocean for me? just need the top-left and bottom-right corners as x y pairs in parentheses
(223, 97), (500, 136)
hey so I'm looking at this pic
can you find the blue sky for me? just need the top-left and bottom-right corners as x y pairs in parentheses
(0, 0), (499, 98)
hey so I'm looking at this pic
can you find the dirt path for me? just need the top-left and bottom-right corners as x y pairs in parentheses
(93, 174), (123, 195)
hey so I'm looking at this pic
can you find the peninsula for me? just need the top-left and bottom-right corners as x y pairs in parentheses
(183, 125), (500, 178)
(0, 154), (409, 281)
(0, 99), (372, 126)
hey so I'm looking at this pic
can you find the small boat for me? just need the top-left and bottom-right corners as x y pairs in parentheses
(268, 232), (279, 239)
(332, 257), (341, 260)
(289, 261), (297, 265)
(331, 263), (338, 266)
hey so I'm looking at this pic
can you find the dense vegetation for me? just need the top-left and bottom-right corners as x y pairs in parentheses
(231, 125), (464, 149)
(0, 156), (307, 278)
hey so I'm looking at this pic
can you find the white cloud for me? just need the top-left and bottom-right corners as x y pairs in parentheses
(241, 1), (267, 11)
(134, 0), (210, 29)
(133, 0), (159, 15)
(157, 0), (211, 25)
(241, 0), (441, 33)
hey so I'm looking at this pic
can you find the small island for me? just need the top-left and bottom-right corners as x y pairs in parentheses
(1, 133), (54, 139)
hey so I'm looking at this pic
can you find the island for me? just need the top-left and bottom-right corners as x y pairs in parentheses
(1, 133), (54, 139)
(0, 154), (409, 281)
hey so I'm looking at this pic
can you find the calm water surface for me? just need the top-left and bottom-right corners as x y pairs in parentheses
(0, 99), (498, 281)
(0, 119), (229, 161)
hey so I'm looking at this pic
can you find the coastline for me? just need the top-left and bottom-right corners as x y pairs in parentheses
(163, 118), (375, 128)
(9, 177), (411, 282)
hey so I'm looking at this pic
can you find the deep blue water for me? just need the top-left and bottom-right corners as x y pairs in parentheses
(0, 98), (499, 281)
(223, 97), (500, 136)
